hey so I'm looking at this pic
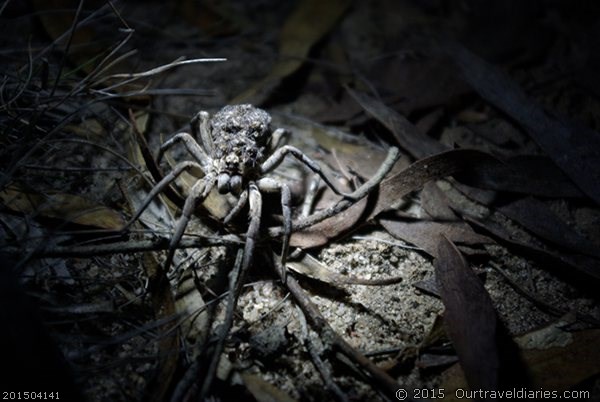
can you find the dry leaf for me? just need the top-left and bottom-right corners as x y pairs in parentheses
(348, 88), (448, 159)
(448, 41), (600, 205)
(290, 149), (499, 248)
(497, 197), (600, 259)
(435, 236), (502, 392)
(232, 0), (351, 104)
(285, 251), (403, 286)
(381, 220), (492, 258)
(464, 215), (600, 281)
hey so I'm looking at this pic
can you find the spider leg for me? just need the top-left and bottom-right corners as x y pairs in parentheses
(223, 189), (248, 225)
(268, 146), (400, 238)
(242, 182), (263, 272)
(191, 110), (213, 155)
(163, 173), (216, 271)
(156, 132), (210, 169)
(257, 177), (291, 281)
(200, 183), (262, 398)
(267, 128), (288, 153)
(123, 161), (205, 230)
(260, 145), (357, 200)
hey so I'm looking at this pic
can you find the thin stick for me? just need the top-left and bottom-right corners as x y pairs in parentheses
(2, 236), (240, 258)
(297, 306), (349, 402)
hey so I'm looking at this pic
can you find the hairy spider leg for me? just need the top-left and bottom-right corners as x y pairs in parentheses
(260, 145), (357, 200)
(123, 161), (204, 230)
(223, 189), (248, 224)
(267, 128), (288, 153)
(242, 182), (262, 273)
(257, 177), (292, 281)
(163, 173), (216, 271)
(200, 182), (263, 397)
(156, 132), (210, 168)
(191, 110), (213, 155)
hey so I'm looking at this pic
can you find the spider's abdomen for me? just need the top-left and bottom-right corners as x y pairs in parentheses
(211, 104), (272, 176)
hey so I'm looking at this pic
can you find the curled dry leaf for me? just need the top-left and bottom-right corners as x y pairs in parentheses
(0, 185), (125, 230)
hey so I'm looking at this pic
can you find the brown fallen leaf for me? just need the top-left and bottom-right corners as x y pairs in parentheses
(347, 88), (449, 159)
(497, 196), (600, 259)
(436, 236), (529, 398)
(464, 215), (600, 281)
(232, 0), (351, 105)
(421, 182), (458, 221)
(380, 181), (494, 257)
(435, 236), (501, 392)
(0, 185), (125, 230)
(454, 154), (583, 198)
(381, 219), (493, 258)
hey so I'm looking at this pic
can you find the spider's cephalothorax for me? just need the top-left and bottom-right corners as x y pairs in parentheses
(211, 104), (272, 195)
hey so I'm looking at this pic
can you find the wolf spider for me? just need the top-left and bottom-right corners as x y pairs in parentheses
(127, 104), (399, 276)
(125, 104), (399, 397)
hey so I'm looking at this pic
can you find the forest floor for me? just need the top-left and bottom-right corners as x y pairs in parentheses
(1, 1), (599, 401)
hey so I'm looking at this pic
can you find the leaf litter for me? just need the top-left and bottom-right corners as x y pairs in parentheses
(1, 1), (600, 401)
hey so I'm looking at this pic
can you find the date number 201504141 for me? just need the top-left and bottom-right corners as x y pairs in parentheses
(2, 392), (60, 400)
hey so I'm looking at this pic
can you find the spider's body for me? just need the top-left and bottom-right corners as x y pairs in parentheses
(126, 104), (400, 397)
(210, 104), (272, 194)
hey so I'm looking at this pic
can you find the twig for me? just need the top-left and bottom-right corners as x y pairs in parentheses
(297, 305), (349, 402)
(2, 236), (240, 258)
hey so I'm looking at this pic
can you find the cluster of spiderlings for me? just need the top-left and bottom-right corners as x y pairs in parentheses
(211, 104), (272, 174)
